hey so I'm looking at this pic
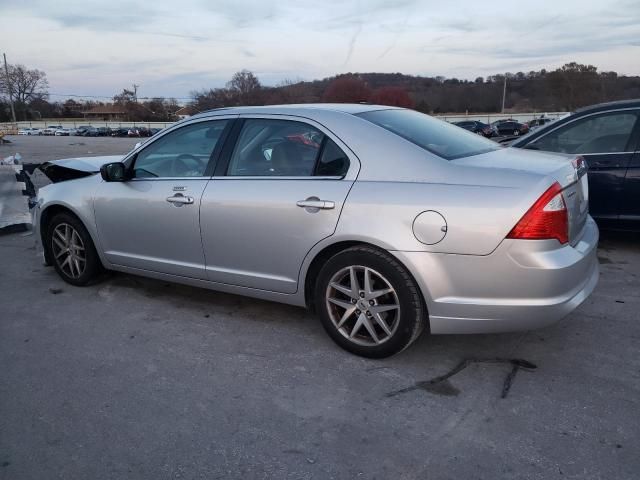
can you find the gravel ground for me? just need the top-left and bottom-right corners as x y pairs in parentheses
(1, 135), (139, 163)
(0, 136), (639, 480)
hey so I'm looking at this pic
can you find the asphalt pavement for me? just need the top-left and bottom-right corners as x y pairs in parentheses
(0, 136), (639, 479)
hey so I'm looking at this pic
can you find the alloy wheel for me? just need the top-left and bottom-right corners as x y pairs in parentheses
(325, 265), (401, 346)
(51, 223), (86, 279)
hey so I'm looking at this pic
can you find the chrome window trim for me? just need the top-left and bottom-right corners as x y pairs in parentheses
(127, 177), (211, 182)
(213, 176), (345, 181)
(528, 107), (640, 155)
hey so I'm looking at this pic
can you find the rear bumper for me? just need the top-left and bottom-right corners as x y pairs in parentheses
(393, 216), (600, 334)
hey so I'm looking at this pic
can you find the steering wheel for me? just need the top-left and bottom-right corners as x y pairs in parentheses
(172, 154), (204, 177)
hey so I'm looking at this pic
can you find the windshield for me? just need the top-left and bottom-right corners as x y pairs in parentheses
(357, 109), (500, 160)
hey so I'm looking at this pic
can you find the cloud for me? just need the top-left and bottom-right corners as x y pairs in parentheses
(343, 22), (362, 66)
(0, 0), (638, 98)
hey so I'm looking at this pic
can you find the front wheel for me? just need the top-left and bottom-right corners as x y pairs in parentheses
(315, 246), (427, 358)
(47, 212), (104, 286)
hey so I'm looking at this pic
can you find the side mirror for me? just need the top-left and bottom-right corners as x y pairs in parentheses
(100, 162), (128, 182)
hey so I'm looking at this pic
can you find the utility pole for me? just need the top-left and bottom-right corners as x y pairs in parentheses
(501, 75), (507, 114)
(3, 53), (17, 123)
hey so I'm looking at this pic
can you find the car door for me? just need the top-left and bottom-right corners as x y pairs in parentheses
(619, 121), (640, 227)
(199, 116), (359, 294)
(523, 109), (640, 221)
(93, 118), (233, 279)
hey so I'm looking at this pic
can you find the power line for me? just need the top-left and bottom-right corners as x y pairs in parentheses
(45, 92), (193, 100)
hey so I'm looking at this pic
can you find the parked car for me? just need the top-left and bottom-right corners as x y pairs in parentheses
(512, 99), (640, 231)
(490, 118), (515, 126)
(54, 128), (71, 136)
(527, 117), (555, 130)
(75, 126), (92, 136)
(35, 104), (598, 358)
(110, 128), (130, 137)
(452, 120), (495, 137)
(96, 127), (110, 136)
(495, 120), (529, 136)
(42, 125), (63, 136)
(80, 127), (99, 137)
(18, 127), (39, 135)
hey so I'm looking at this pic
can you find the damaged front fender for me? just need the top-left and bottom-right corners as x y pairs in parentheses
(39, 155), (124, 183)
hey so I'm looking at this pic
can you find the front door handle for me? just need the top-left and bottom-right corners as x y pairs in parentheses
(296, 198), (335, 210)
(166, 194), (194, 205)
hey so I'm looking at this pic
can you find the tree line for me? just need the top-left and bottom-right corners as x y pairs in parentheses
(1, 62), (639, 122)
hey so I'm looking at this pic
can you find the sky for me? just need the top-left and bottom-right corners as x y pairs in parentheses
(1, 0), (639, 101)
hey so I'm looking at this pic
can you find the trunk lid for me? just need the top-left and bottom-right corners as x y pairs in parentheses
(453, 147), (589, 245)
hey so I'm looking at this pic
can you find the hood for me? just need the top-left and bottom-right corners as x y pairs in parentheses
(39, 155), (124, 183)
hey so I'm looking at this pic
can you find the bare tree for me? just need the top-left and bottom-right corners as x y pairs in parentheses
(226, 70), (262, 105)
(0, 64), (49, 104)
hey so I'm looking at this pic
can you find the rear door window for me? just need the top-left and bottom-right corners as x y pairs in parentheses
(227, 119), (349, 177)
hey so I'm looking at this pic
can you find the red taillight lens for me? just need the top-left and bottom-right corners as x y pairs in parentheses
(507, 182), (568, 244)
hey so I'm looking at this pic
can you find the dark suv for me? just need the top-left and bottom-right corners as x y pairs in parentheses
(511, 99), (640, 230)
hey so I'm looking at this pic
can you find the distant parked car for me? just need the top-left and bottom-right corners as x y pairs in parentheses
(42, 125), (63, 136)
(75, 126), (92, 136)
(80, 127), (99, 137)
(55, 128), (72, 136)
(18, 127), (39, 135)
(490, 118), (515, 127)
(110, 128), (130, 137)
(495, 121), (529, 136)
(96, 127), (110, 136)
(527, 117), (555, 131)
(512, 99), (640, 231)
(149, 128), (162, 136)
(452, 120), (495, 137)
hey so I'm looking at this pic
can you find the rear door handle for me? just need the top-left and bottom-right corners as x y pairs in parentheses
(166, 194), (194, 205)
(296, 199), (335, 210)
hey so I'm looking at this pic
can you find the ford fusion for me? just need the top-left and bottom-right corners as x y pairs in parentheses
(35, 104), (599, 358)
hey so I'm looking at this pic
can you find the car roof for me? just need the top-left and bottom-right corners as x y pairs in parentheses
(192, 103), (401, 120)
(574, 98), (640, 115)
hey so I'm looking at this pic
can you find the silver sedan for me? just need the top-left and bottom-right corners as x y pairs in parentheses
(34, 104), (599, 357)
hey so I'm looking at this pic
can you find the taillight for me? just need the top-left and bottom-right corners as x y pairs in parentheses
(507, 182), (568, 244)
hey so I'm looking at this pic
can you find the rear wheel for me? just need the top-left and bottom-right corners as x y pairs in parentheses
(315, 246), (427, 358)
(513, 129), (520, 136)
(47, 212), (103, 286)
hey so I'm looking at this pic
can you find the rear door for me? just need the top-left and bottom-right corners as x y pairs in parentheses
(619, 120), (640, 228)
(199, 115), (359, 294)
(524, 109), (639, 221)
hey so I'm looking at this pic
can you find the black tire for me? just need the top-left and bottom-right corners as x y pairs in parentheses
(513, 129), (520, 136)
(46, 212), (104, 286)
(315, 245), (427, 358)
